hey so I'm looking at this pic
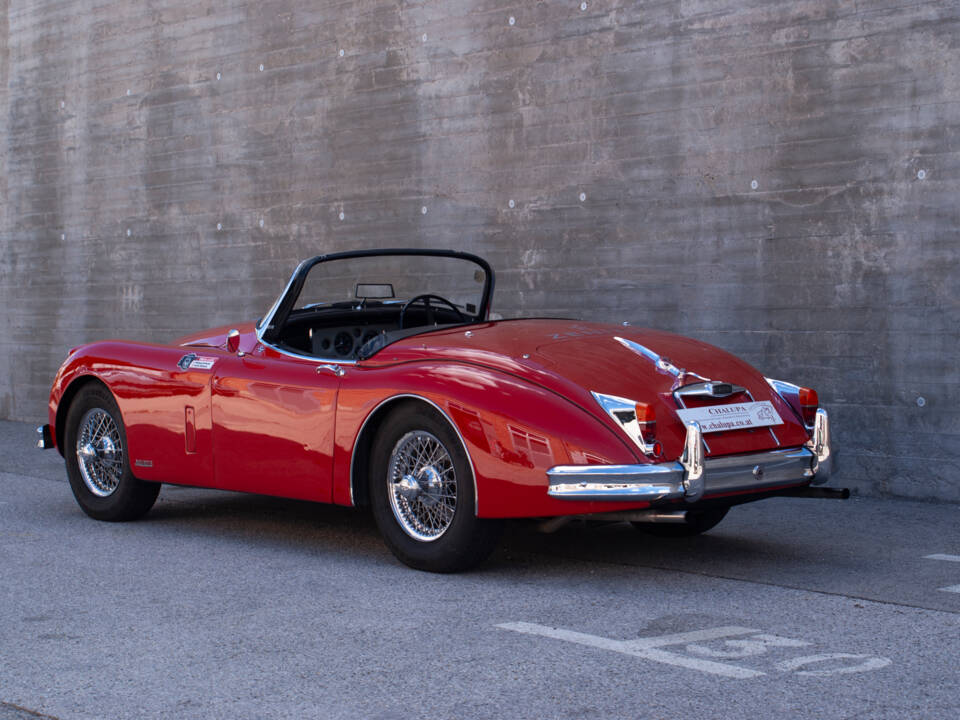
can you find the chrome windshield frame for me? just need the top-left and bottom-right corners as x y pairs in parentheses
(255, 248), (495, 350)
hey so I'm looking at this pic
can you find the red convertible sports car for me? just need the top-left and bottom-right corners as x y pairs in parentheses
(39, 249), (843, 571)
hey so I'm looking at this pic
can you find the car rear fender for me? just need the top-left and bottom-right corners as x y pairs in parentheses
(336, 361), (664, 519)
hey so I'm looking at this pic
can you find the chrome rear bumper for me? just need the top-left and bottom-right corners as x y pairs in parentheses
(547, 409), (832, 503)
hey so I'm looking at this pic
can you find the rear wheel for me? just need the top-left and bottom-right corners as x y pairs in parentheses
(631, 507), (729, 537)
(369, 403), (502, 572)
(64, 384), (160, 521)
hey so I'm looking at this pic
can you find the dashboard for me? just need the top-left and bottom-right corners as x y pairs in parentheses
(309, 324), (393, 359)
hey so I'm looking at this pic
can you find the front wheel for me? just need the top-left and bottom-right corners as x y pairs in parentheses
(64, 383), (160, 522)
(631, 507), (729, 537)
(369, 403), (502, 572)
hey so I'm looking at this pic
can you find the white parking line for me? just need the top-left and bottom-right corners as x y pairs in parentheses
(923, 554), (960, 592)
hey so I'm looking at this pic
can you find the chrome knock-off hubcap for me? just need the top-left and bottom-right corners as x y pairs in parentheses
(387, 431), (457, 542)
(76, 408), (124, 497)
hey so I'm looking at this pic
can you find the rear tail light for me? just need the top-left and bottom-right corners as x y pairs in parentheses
(635, 402), (657, 445)
(591, 392), (660, 457)
(798, 387), (819, 426)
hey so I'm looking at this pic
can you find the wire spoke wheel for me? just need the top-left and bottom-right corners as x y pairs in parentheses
(387, 430), (457, 541)
(370, 403), (502, 572)
(64, 384), (160, 522)
(76, 407), (124, 497)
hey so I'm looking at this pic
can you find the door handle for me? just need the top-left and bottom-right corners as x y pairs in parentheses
(316, 364), (345, 377)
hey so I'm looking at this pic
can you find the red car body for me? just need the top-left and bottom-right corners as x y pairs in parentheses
(39, 249), (838, 571)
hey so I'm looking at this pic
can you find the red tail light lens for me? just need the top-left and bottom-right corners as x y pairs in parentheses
(635, 402), (656, 445)
(798, 387), (819, 426)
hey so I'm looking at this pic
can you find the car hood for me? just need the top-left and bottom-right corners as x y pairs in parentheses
(378, 319), (810, 459)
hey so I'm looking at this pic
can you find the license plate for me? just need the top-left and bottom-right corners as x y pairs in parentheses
(676, 401), (783, 433)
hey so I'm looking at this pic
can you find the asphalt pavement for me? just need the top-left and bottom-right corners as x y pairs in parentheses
(1, 419), (958, 719)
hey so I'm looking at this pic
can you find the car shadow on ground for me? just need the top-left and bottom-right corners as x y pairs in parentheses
(121, 484), (823, 577)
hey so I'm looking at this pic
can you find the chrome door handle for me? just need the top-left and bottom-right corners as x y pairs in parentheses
(316, 364), (345, 377)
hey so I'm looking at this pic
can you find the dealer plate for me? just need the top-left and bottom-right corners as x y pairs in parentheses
(676, 401), (783, 433)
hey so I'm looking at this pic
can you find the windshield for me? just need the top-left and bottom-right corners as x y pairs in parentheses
(258, 250), (494, 357)
(295, 253), (488, 316)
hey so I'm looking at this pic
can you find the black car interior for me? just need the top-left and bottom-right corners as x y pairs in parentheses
(273, 296), (473, 360)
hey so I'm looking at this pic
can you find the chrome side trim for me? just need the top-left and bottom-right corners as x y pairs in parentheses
(348, 393), (480, 515)
(261, 340), (361, 364)
(547, 446), (818, 502)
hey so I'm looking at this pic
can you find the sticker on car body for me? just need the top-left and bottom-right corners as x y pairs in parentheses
(177, 353), (218, 371)
(676, 401), (783, 433)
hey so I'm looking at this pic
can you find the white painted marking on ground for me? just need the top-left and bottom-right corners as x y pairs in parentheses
(775, 653), (892, 676)
(498, 622), (893, 679)
(621, 625), (760, 649)
(924, 555), (960, 593)
(686, 633), (810, 659)
(497, 622), (764, 678)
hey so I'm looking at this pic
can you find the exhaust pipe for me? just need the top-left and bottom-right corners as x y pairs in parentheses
(537, 509), (689, 532)
(780, 486), (850, 500)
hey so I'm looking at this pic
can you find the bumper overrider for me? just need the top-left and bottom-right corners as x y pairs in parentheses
(36, 424), (55, 450)
(547, 408), (833, 503)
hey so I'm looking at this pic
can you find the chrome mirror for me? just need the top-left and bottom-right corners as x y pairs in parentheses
(226, 329), (241, 355)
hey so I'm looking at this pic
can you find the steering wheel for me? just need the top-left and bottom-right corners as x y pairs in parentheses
(399, 294), (466, 329)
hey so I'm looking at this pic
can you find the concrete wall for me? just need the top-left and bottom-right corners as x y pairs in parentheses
(2, 0), (958, 500)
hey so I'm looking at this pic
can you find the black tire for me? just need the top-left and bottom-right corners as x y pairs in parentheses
(631, 507), (729, 537)
(64, 383), (160, 522)
(369, 403), (502, 572)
